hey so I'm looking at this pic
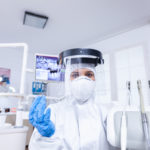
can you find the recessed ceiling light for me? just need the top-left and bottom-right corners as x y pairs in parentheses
(23, 11), (48, 29)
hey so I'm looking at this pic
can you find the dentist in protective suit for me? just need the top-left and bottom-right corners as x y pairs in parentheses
(29, 48), (117, 150)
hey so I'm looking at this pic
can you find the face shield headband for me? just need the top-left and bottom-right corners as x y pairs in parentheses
(58, 48), (104, 68)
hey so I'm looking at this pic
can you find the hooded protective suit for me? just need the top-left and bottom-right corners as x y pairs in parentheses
(29, 48), (118, 150)
(29, 98), (118, 150)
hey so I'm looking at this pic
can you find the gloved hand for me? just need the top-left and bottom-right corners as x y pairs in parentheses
(29, 96), (55, 137)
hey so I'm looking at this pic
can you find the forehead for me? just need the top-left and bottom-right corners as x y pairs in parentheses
(71, 68), (94, 73)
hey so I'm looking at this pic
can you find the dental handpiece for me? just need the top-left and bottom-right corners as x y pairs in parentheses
(137, 80), (150, 149)
(121, 111), (127, 150)
(120, 81), (131, 150)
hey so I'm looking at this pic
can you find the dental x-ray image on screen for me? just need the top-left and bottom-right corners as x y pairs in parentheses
(35, 54), (64, 82)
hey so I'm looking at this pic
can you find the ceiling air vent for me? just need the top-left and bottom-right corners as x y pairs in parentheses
(23, 11), (48, 29)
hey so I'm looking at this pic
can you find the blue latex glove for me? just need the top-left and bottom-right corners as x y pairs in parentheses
(29, 96), (55, 137)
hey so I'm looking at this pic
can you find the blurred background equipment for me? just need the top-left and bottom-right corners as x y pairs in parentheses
(0, 43), (29, 150)
(32, 81), (47, 95)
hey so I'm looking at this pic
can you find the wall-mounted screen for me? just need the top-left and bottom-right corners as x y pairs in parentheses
(35, 54), (64, 82)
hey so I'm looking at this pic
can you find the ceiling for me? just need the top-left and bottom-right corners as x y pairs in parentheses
(0, 0), (150, 54)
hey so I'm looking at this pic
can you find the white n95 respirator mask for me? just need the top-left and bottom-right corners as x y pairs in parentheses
(70, 76), (96, 103)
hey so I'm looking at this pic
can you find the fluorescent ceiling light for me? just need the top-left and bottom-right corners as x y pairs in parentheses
(23, 11), (48, 29)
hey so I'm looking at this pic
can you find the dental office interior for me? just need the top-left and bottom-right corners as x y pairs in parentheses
(0, 0), (150, 150)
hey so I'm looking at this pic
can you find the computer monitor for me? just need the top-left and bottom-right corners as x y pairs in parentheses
(35, 54), (64, 82)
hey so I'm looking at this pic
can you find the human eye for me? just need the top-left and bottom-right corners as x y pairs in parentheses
(85, 72), (94, 78)
(71, 72), (79, 79)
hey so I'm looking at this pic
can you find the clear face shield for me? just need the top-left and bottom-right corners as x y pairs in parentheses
(58, 48), (105, 103)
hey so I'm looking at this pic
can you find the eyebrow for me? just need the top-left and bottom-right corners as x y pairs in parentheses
(71, 71), (79, 74)
(86, 71), (94, 73)
(71, 70), (94, 73)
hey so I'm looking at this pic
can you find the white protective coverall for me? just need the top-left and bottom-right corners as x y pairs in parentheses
(29, 97), (118, 150)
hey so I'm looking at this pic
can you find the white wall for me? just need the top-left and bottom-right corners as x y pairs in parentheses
(86, 24), (150, 103)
